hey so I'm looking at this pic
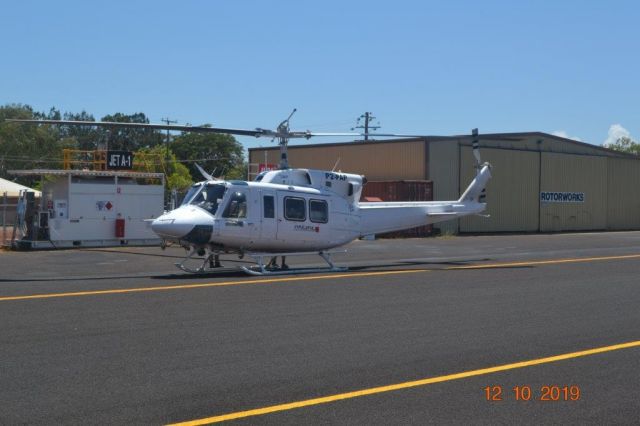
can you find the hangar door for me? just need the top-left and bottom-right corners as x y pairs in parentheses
(459, 147), (539, 233)
(539, 153), (607, 232)
(606, 157), (640, 230)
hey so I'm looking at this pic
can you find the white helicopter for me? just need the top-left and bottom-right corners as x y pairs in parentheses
(8, 111), (491, 275)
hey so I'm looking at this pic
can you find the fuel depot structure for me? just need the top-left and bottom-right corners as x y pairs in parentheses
(249, 132), (640, 234)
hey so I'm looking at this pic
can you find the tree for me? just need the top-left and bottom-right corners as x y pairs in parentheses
(605, 136), (640, 155)
(134, 145), (193, 197)
(0, 104), (76, 185)
(170, 130), (246, 181)
(60, 111), (100, 151)
(99, 112), (164, 151)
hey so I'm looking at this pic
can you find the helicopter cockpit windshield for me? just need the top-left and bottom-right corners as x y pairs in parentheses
(182, 183), (227, 215)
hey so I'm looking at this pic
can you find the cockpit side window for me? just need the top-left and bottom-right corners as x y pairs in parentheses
(222, 191), (247, 218)
(187, 184), (227, 215)
(181, 184), (203, 206)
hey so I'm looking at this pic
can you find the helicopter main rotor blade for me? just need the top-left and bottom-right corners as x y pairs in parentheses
(301, 132), (427, 139)
(5, 119), (373, 139)
(5, 119), (436, 140)
(4, 119), (268, 138)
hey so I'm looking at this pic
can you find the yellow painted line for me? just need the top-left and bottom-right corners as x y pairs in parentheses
(168, 340), (640, 425)
(0, 269), (423, 302)
(1, 252), (640, 302)
(446, 253), (640, 270)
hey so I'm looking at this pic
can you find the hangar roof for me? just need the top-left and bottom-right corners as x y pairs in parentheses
(249, 131), (638, 159)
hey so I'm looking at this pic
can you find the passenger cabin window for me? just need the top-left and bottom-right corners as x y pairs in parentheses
(263, 195), (274, 218)
(284, 197), (306, 221)
(222, 191), (247, 218)
(309, 199), (328, 223)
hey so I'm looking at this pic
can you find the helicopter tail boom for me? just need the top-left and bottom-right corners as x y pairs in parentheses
(358, 163), (491, 236)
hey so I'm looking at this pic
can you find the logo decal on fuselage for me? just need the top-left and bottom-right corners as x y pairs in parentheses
(294, 224), (320, 233)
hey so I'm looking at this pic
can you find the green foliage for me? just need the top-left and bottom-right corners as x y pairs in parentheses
(135, 145), (193, 194)
(170, 130), (246, 181)
(59, 110), (99, 151)
(99, 112), (164, 151)
(1, 103), (248, 194)
(0, 104), (77, 186)
(606, 136), (640, 155)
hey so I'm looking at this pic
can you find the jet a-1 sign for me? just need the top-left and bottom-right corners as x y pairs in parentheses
(107, 151), (134, 170)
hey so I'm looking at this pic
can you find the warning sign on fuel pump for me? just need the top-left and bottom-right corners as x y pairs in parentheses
(96, 201), (114, 211)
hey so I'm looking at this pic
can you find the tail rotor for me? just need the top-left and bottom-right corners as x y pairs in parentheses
(472, 128), (482, 171)
(471, 128), (487, 203)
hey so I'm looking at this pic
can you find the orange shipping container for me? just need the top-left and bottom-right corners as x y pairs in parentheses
(361, 180), (434, 238)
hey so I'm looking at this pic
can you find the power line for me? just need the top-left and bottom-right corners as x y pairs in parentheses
(351, 112), (381, 141)
(161, 117), (177, 172)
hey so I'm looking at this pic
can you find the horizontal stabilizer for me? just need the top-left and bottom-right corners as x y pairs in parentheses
(427, 212), (459, 217)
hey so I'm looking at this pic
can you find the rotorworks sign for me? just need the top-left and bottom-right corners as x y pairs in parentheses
(540, 192), (585, 203)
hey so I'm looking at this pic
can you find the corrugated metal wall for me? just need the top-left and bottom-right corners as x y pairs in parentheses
(427, 141), (459, 234)
(539, 153), (607, 231)
(249, 140), (426, 180)
(607, 158), (640, 229)
(459, 147), (540, 232)
(427, 141), (459, 199)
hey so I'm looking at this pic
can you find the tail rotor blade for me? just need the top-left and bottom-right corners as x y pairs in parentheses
(472, 128), (482, 169)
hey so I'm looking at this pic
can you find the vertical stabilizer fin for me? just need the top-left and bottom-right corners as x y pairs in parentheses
(460, 128), (491, 203)
(459, 164), (491, 203)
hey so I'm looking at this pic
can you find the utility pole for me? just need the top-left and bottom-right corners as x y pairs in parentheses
(351, 112), (380, 141)
(160, 117), (177, 174)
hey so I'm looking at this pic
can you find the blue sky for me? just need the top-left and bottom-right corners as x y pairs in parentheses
(1, 0), (638, 151)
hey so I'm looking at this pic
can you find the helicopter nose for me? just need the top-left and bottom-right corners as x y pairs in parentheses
(151, 214), (195, 239)
(151, 206), (215, 243)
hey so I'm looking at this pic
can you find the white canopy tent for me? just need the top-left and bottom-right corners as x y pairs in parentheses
(0, 177), (41, 197)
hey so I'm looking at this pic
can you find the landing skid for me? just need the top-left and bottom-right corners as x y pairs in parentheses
(240, 250), (348, 276)
(175, 248), (223, 274)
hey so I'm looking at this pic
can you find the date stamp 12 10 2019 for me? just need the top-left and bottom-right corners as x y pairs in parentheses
(484, 385), (581, 401)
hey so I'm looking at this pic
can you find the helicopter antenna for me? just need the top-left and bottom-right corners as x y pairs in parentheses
(195, 163), (214, 181)
(331, 157), (341, 172)
(276, 108), (297, 169)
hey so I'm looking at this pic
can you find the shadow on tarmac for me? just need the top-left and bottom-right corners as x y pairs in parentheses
(0, 258), (535, 283)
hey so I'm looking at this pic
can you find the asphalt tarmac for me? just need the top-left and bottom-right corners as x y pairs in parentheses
(0, 232), (639, 425)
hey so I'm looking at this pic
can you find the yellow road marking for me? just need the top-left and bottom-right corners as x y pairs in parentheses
(445, 253), (640, 270)
(168, 340), (640, 425)
(1, 253), (640, 302)
(0, 269), (423, 302)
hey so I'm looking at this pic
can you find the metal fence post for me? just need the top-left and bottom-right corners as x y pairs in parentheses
(2, 191), (6, 246)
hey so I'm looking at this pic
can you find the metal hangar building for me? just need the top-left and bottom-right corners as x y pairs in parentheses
(249, 132), (640, 234)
